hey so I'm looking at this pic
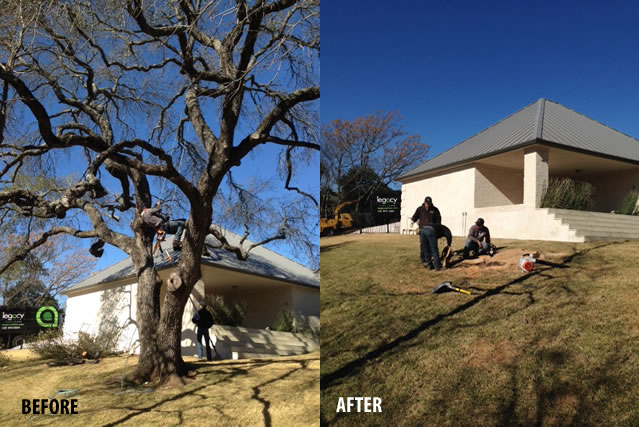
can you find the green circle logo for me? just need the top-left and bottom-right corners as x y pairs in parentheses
(36, 306), (58, 328)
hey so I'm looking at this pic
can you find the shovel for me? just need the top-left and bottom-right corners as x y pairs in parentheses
(430, 281), (471, 295)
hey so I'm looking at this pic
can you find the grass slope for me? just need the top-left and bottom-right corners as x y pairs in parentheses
(320, 234), (639, 426)
(0, 352), (319, 426)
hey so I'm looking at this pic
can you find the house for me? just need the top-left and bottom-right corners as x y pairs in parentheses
(399, 99), (639, 242)
(62, 229), (319, 358)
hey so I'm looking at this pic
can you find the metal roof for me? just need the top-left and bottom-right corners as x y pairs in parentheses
(400, 99), (639, 180)
(63, 229), (319, 295)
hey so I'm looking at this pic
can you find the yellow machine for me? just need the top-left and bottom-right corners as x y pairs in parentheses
(320, 201), (356, 236)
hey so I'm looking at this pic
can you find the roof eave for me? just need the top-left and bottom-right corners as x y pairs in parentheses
(63, 257), (319, 297)
(399, 138), (639, 183)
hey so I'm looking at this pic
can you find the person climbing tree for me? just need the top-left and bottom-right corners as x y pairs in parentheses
(142, 201), (186, 251)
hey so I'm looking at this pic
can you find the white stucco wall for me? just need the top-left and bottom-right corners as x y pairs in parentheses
(291, 286), (320, 330)
(474, 165), (523, 207)
(63, 283), (139, 354)
(64, 269), (319, 357)
(401, 166), (476, 236)
(466, 205), (582, 242)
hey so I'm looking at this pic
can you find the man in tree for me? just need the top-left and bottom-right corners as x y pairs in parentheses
(192, 303), (215, 361)
(142, 201), (186, 251)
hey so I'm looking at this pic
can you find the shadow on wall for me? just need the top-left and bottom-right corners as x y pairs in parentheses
(181, 328), (198, 357)
(98, 286), (138, 353)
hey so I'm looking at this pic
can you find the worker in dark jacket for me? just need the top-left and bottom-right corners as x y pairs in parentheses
(411, 197), (443, 268)
(192, 303), (215, 361)
(141, 201), (185, 250)
(463, 218), (491, 258)
(411, 196), (441, 227)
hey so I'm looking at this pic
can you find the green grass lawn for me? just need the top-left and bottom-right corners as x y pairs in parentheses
(0, 352), (319, 426)
(320, 234), (639, 426)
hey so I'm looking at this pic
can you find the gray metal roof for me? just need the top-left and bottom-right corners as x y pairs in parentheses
(400, 99), (639, 180)
(63, 229), (319, 294)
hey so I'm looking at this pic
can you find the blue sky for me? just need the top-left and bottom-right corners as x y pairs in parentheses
(322, 0), (639, 183)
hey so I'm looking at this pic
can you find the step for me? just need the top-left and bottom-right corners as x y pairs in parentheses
(213, 325), (309, 338)
(215, 335), (318, 347)
(574, 229), (639, 239)
(225, 341), (317, 352)
(552, 212), (639, 223)
(229, 346), (309, 356)
(554, 218), (639, 229)
(212, 327), (316, 342)
(550, 210), (639, 223)
(232, 351), (298, 360)
(560, 223), (639, 235)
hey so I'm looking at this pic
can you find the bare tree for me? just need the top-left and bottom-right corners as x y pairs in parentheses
(1, 233), (96, 306)
(320, 111), (428, 212)
(0, 0), (319, 384)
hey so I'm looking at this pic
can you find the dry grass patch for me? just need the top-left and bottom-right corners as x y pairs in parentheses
(321, 234), (639, 426)
(0, 352), (319, 426)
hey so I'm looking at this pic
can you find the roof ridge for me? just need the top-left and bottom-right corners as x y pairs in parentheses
(543, 99), (639, 145)
(534, 98), (546, 139)
(402, 99), (539, 178)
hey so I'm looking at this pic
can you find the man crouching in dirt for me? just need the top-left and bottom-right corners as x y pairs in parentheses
(463, 218), (491, 258)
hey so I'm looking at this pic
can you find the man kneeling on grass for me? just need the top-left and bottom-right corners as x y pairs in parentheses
(464, 218), (491, 259)
(419, 223), (452, 270)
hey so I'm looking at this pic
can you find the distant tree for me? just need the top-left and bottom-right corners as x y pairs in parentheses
(1, 233), (96, 307)
(320, 111), (428, 212)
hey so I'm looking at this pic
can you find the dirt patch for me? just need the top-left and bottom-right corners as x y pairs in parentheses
(464, 339), (522, 369)
(449, 248), (562, 275)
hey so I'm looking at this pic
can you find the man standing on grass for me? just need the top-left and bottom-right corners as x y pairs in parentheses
(411, 196), (442, 268)
(192, 303), (215, 361)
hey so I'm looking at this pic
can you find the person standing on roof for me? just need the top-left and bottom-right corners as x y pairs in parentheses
(463, 218), (491, 258)
(141, 201), (186, 251)
(411, 196), (442, 267)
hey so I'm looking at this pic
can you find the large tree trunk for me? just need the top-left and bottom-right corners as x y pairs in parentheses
(126, 214), (209, 385)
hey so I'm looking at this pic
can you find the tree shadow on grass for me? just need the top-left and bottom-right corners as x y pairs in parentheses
(498, 344), (633, 425)
(320, 272), (543, 390)
(102, 358), (316, 427)
(321, 243), (612, 391)
(320, 240), (353, 253)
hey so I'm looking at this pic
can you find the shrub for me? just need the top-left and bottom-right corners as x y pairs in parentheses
(541, 177), (595, 211)
(76, 331), (119, 357)
(31, 330), (79, 362)
(205, 296), (246, 327)
(0, 351), (9, 367)
(618, 190), (639, 215)
(272, 308), (310, 333)
(31, 329), (119, 362)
